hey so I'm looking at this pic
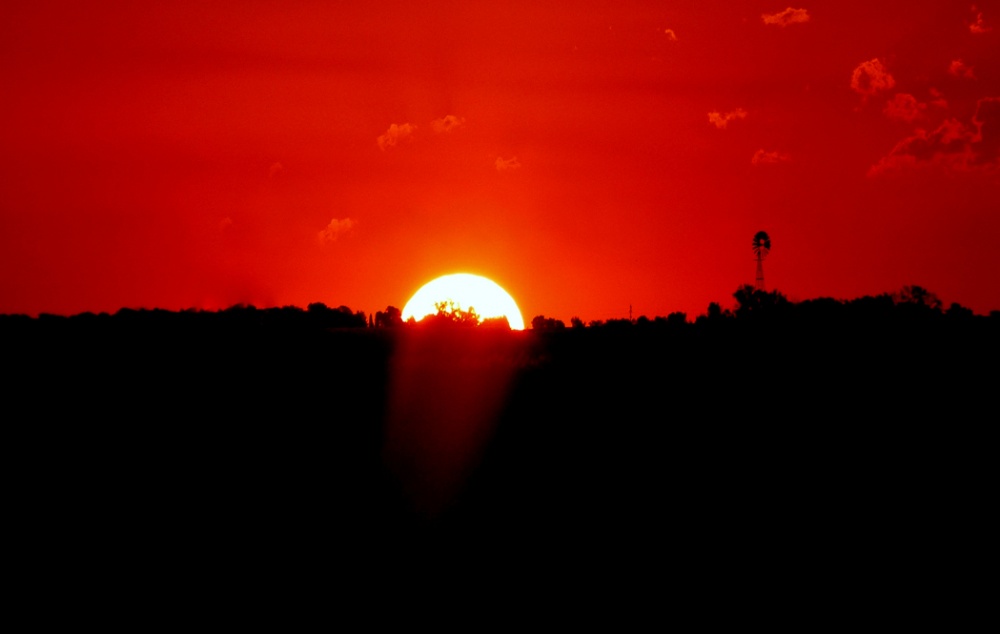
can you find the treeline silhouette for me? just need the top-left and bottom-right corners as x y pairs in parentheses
(5, 283), (996, 597)
(3, 284), (996, 335)
(532, 283), (998, 330)
(0, 301), (369, 335)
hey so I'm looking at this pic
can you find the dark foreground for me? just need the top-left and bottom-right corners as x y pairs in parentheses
(5, 316), (996, 620)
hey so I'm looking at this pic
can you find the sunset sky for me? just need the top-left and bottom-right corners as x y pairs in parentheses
(2, 1), (998, 322)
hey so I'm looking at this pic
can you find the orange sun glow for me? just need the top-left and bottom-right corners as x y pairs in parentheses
(401, 273), (525, 330)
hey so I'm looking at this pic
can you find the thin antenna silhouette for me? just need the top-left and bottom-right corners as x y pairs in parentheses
(753, 231), (770, 291)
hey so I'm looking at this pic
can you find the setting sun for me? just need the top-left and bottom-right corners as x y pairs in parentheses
(402, 274), (525, 330)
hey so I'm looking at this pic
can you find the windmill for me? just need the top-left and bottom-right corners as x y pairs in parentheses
(753, 231), (770, 291)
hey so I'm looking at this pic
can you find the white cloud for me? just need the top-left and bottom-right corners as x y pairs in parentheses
(851, 58), (895, 97)
(970, 6), (991, 33)
(318, 218), (356, 244)
(707, 108), (748, 129)
(929, 87), (949, 109)
(884, 93), (926, 122)
(377, 123), (416, 150)
(431, 115), (465, 133)
(495, 156), (521, 172)
(751, 149), (790, 165)
(762, 8), (810, 27)
(949, 59), (976, 79)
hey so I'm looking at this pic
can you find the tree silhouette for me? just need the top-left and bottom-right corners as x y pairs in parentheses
(702, 302), (730, 321)
(415, 301), (481, 328)
(946, 302), (974, 320)
(895, 285), (942, 311)
(305, 302), (366, 328)
(375, 305), (403, 327)
(531, 315), (565, 330)
(665, 311), (687, 326)
(733, 284), (790, 320)
(480, 315), (512, 329)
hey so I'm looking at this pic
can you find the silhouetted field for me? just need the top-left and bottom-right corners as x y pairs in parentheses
(4, 298), (996, 610)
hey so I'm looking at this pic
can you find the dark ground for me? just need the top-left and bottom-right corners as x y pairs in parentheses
(4, 315), (995, 620)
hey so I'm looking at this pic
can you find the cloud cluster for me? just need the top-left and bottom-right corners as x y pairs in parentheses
(708, 108), (748, 129)
(970, 6), (991, 33)
(752, 149), (790, 165)
(929, 87), (949, 110)
(318, 218), (356, 244)
(495, 156), (521, 172)
(851, 58), (895, 97)
(974, 97), (1000, 162)
(377, 123), (417, 151)
(431, 115), (466, 133)
(762, 7), (810, 26)
(949, 59), (976, 80)
(883, 93), (926, 122)
(377, 114), (466, 150)
(869, 97), (1000, 175)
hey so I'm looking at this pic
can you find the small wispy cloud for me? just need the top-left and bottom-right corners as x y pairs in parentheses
(929, 87), (949, 109)
(664, 28), (678, 41)
(751, 149), (790, 165)
(377, 123), (416, 150)
(762, 7), (810, 27)
(495, 156), (521, 172)
(431, 114), (466, 133)
(377, 116), (466, 150)
(851, 58), (895, 97)
(970, 5), (992, 33)
(318, 218), (356, 244)
(949, 59), (976, 79)
(884, 93), (926, 122)
(707, 108), (748, 129)
(973, 96), (1000, 164)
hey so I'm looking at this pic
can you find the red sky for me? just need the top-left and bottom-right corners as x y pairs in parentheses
(2, 1), (999, 322)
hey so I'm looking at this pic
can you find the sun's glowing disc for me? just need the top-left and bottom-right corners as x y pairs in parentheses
(402, 273), (525, 330)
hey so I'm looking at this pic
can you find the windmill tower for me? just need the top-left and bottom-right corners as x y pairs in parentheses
(753, 231), (770, 291)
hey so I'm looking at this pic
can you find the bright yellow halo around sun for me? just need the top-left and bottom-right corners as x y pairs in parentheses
(401, 273), (525, 330)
